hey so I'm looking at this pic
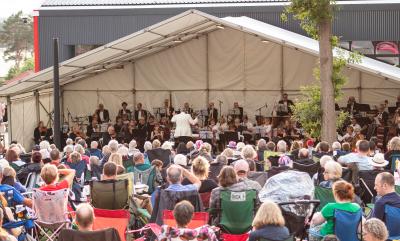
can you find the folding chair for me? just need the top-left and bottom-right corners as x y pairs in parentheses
(292, 161), (320, 177)
(199, 192), (211, 209)
(220, 233), (249, 241)
(116, 172), (135, 197)
(90, 179), (129, 210)
(32, 188), (70, 241)
(93, 208), (130, 241)
(24, 172), (43, 193)
(218, 189), (257, 234)
(147, 148), (172, 168)
(59, 227), (121, 241)
(258, 236), (294, 241)
(333, 209), (362, 241)
(384, 205), (400, 240)
(390, 154), (400, 172)
(314, 186), (335, 211)
(162, 210), (209, 229)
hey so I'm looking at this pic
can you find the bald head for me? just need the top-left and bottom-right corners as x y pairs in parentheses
(167, 165), (182, 184)
(75, 203), (94, 231)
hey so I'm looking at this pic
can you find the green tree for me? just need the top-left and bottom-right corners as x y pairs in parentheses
(0, 11), (33, 68)
(282, 0), (356, 143)
(5, 57), (34, 80)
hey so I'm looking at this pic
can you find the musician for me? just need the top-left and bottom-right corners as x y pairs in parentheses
(278, 93), (294, 116)
(136, 117), (148, 151)
(183, 102), (193, 116)
(69, 124), (86, 141)
(262, 117), (272, 138)
(338, 126), (355, 142)
(134, 103), (148, 122)
(147, 115), (156, 138)
(233, 118), (245, 133)
(114, 116), (124, 134)
(346, 96), (358, 116)
(162, 99), (174, 119)
(86, 117), (100, 139)
(375, 104), (389, 126)
(160, 117), (171, 142)
(118, 102), (131, 119)
(242, 115), (255, 133)
(349, 117), (361, 131)
(121, 120), (138, 143)
(150, 123), (164, 141)
(207, 102), (218, 124)
(102, 125), (117, 145)
(233, 102), (244, 121)
(94, 104), (110, 123)
(34, 121), (49, 144)
(218, 116), (229, 132)
(171, 109), (198, 143)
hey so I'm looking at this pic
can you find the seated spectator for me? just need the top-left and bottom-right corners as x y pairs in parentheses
(40, 163), (76, 191)
(61, 145), (74, 163)
(199, 143), (213, 162)
(5, 149), (25, 173)
(369, 153), (389, 171)
(159, 200), (217, 240)
(313, 141), (331, 162)
(369, 141), (378, 157)
(130, 152), (161, 193)
(0, 166), (32, 208)
(363, 218), (388, 241)
(17, 151), (42, 184)
(182, 157), (218, 193)
(128, 140), (140, 156)
(102, 162), (117, 181)
(256, 139), (267, 163)
(2, 167), (26, 193)
(68, 151), (87, 183)
(331, 142), (341, 156)
(108, 153), (125, 174)
(174, 154), (188, 168)
(166, 165), (201, 192)
(371, 172), (400, 221)
(313, 155), (334, 185)
(296, 148), (315, 165)
(319, 161), (343, 188)
(268, 155), (293, 178)
(233, 159), (262, 191)
(50, 149), (61, 166)
(77, 139), (90, 156)
(338, 140), (373, 171)
(248, 200), (290, 241)
(385, 136), (400, 170)
(89, 156), (102, 181)
(75, 203), (95, 231)
(309, 181), (361, 239)
(209, 155), (227, 182)
(89, 141), (103, 159)
(40, 149), (51, 164)
(176, 142), (189, 155)
(74, 144), (90, 165)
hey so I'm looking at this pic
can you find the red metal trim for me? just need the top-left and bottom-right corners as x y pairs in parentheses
(33, 14), (40, 72)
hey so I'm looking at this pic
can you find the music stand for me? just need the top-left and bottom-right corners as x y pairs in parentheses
(255, 126), (266, 137)
(199, 130), (213, 144)
(357, 104), (371, 112)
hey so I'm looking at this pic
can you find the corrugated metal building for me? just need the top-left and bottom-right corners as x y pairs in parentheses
(37, 0), (400, 70)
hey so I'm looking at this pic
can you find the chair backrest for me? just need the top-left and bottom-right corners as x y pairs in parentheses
(33, 188), (69, 223)
(162, 210), (209, 229)
(25, 172), (43, 192)
(220, 233), (249, 241)
(314, 186), (335, 211)
(147, 148), (171, 168)
(93, 208), (130, 241)
(199, 192), (211, 209)
(292, 162), (320, 177)
(219, 189), (256, 234)
(59, 227), (121, 241)
(258, 236), (293, 241)
(133, 166), (156, 193)
(384, 205), (400, 240)
(358, 170), (383, 204)
(116, 172), (134, 197)
(390, 154), (400, 172)
(334, 209), (362, 241)
(90, 179), (128, 210)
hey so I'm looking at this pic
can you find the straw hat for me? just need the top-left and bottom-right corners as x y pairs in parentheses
(369, 153), (389, 168)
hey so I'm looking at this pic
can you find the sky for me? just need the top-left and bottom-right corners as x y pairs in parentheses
(0, 1), (42, 77)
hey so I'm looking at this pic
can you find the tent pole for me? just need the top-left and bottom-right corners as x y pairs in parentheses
(132, 62), (136, 112)
(206, 35), (210, 110)
(53, 38), (61, 149)
(280, 45), (284, 94)
(34, 90), (40, 125)
(6, 96), (11, 145)
(359, 71), (362, 103)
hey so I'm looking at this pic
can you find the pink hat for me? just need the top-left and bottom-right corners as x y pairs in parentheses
(306, 139), (314, 147)
(227, 141), (237, 149)
(195, 140), (203, 150)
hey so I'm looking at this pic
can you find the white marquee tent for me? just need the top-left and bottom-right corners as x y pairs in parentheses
(2, 10), (400, 149)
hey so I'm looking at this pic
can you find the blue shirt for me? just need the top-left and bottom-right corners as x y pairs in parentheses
(338, 153), (373, 170)
(248, 225), (290, 241)
(372, 192), (400, 221)
(166, 183), (198, 192)
(0, 184), (25, 206)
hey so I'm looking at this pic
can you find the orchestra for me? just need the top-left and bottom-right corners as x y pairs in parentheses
(35, 93), (400, 153)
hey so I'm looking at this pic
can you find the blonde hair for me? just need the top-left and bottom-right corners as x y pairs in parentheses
(109, 153), (123, 166)
(324, 161), (342, 180)
(252, 200), (285, 228)
(191, 156), (210, 179)
(389, 137), (400, 151)
(241, 145), (256, 160)
(41, 163), (59, 185)
(70, 151), (82, 163)
(3, 167), (16, 178)
(221, 148), (234, 158)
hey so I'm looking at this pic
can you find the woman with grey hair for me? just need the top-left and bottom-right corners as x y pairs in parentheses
(363, 218), (388, 241)
(385, 136), (400, 170)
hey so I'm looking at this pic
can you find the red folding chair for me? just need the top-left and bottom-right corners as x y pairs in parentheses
(93, 208), (130, 241)
(162, 210), (209, 229)
(221, 232), (249, 241)
(199, 192), (211, 209)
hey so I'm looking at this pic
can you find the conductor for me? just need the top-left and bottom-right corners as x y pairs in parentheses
(171, 109), (198, 144)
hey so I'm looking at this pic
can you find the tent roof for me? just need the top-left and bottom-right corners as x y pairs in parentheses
(1, 9), (400, 97)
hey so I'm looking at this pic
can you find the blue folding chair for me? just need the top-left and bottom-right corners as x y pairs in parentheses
(384, 205), (400, 240)
(3, 219), (35, 241)
(334, 209), (362, 241)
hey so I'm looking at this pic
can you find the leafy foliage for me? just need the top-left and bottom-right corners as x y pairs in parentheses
(5, 58), (34, 80)
(0, 11), (33, 68)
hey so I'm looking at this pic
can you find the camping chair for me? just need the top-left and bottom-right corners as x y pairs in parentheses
(93, 208), (130, 241)
(390, 154), (400, 172)
(90, 179), (129, 210)
(358, 170), (383, 204)
(218, 189), (257, 234)
(292, 161), (320, 178)
(32, 188), (70, 241)
(334, 209), (362, 241)
(3, 219), (35, 241)
(147, 148), (172, 168)
(384, 205), (400, 240)
(199, 192), (211, 209)
(24, 172), (43, 193)
(314, 186), (335, 211)
(279, 200), (320, 240)
(220, 233), (249, 241)
(162, 210), (209, 229)
(59, 227), (121, 241)
(116, 172), (135, 197)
